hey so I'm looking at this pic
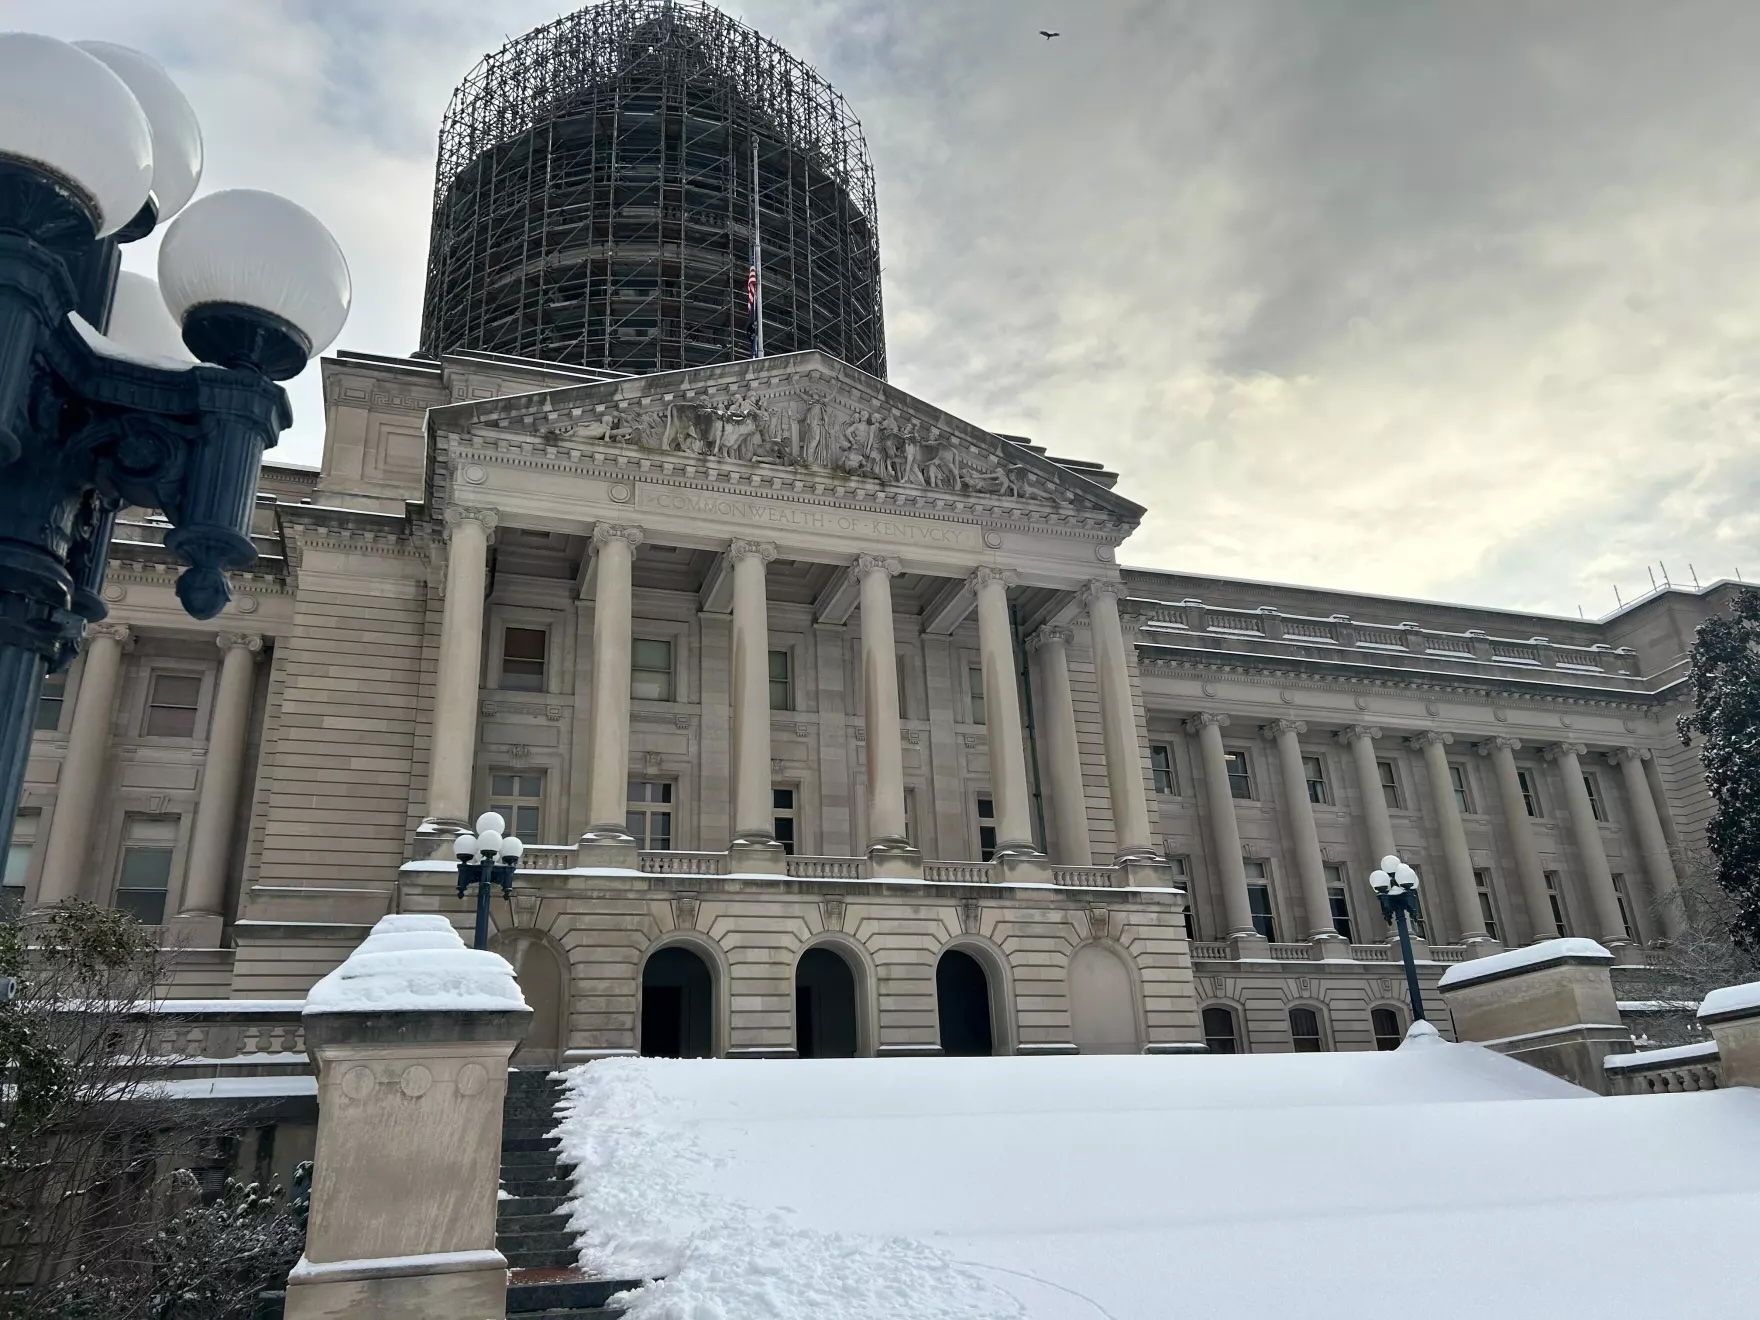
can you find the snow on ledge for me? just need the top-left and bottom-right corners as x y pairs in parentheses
(1699, 978), (1760, 1021)
(1437, 937), (1611, 990)
(304, 914), (527, 1015)
(1603, 1039), (1720, 1071)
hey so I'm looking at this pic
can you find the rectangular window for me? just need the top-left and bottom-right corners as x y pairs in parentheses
(1150, 744), (1177, 794)
(1324, 861), (1352, 941)
(1612, 872), (1636, 941)
(773, 786), (797, 856)
(1167, 856), (1195, 940)
(1583, 773), (1608, 823)
(976, 795), (996, 862)
(630, 639), (674, 702)
(897, 654), (912, 720)
(1245, 860), (1276, 941)
(1224, 751), (1253, 800)
(1, 815), (34, 917)
(115, 815), (177, 924)
(489, 771), (543, 840)
(1303, 755), (1329, 805)
(904, 787), (918, 846)
(1517, 769), (1543, 817)
(768, 649), (792, 712)
(968, 665), (986, 726)
(1474, 868), (1501, 942)
(1378, 759), (1404, 810)
(500, 627), (547, 692)
(1449, 763), (1474, 815)
(1543, 870), (1569, 937)
(144, 673), (202, 738)
(34, 672), (65, 733)
(626, 780), (674, 850)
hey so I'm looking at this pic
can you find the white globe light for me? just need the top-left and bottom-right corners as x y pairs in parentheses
(452, 833), (478, 859)
(106, 271), (195, 364)
(1395, 864), (1419, 888)
(74, 41), (203, 221)
(1370, 869), (1390, 891)
(476, 829), (504, 856)
(474, 811), (506, 836)
(157, 188), (351, 356)
(0, 32), (152, 236)
(501, 837), (525, 861)
(1380, 854), (1401, 873)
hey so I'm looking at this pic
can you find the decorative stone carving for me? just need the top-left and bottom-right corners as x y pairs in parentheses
(216, 631), (264, 656)
(1335, 724), (1382, 744)
(1025, 625), (1072, 653)
(1183, 712), (1230, 735)
(1077, 578), (1128, 608)
(444, 504), (499, 537)
(89, 621), (134, 650)
(591, 523), (644, 552)
(1543, 741), (1589, 762)
(1086, 907), (1110, 941)
(1476, 736), (1522, 756)
(852, 552), (901, 579)
(642, 751), (663, 774)
(728, 538), (777, 565)
(1606, 746), (1649, 766)
(966, 566), (1019, 594)
(1408, 730), (1453, 750)
(673, 895), (699, 930)
(1259, 718), (1307, 740)
(958, 897), (981, 934)
(820, 897), (846, 932)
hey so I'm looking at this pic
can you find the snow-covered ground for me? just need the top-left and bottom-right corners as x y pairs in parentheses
(553, 1029), (1760, 1320)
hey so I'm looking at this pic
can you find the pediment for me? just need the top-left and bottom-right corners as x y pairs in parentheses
(430, 351), (1142, 532)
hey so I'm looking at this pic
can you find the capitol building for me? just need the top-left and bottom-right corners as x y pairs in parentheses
(4, 0), (1713, 1064)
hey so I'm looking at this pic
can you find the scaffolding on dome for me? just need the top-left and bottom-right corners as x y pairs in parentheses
(419, 0), (886, 379)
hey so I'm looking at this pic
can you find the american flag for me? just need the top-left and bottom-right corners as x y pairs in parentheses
(745, 243), (761, 358)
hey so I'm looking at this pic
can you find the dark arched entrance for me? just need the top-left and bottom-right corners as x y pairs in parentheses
(936, 948), (995, 1057)
(795, 947), (859, 1058)
(641, 945), (713, 1058)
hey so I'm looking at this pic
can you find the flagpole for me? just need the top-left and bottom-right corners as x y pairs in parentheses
(750, 136), (765, 358)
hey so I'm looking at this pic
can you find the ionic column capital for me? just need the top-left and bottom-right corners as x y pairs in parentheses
(729, 538), (777, 565)
(1078, 578), (1130, 607)
(88, 621), (134, 650)
(1542, 741), (1588, 762)
(444, 504), (500, 536)
(1259, 718), (1308, 741)
(1475, 735), (1522, 756)
(1183, 712), (1230, 735)
(966, 565), (1018, 594)
(591, 523), (644, 552)
(1335, 723), (1381, 744)
(852, 552), (901, 579)
(1606, 746), (1650, 766)
(1408, 730), (1453, 751)
(1026, 624), (1073, 653)
(215, 631), (264, 657)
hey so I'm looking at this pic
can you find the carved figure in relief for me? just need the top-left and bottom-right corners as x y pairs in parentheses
(717, 393), (772, 462)
(663, 402), (718, 454)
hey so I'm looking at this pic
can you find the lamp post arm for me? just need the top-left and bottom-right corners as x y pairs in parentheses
(1393, 901), (1426, 1023)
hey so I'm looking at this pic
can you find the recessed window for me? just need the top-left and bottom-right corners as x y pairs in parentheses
(1289, 1005), (1326, 1053)
(1371, 1007), (1403, 1051)
(115, 814), (177, 924)
(631, 638), (674, 701)
(1474, 868), (1501, 942)
(1377, 759), (1404, 810)
(626, 780), (674, 850)
(145, 673), (202, 738)
(1202, 1005), (1239, 1054)
(1224, 751), (1253, 800)
(35, 673), (65, 733)
(1324, 861), (1352, 941)
(1303, 755), (1329, 805)
(489, 771), (543, 840)
(968, 665), (986, 726)
(768, 650), (792, 712)
(904, 787), (918, 846)
(1543, 870), (1569, 937)
(1449, 764), (1474, 815)
(500, 627), (547, 692)
(773, 786), (797, 855)
(1150, 744), (1177, 795)
(1612, 872), (1636, 940)
(1583, 773), (1609, 823)
(2, 813), (35, 916)
(897, 653), (912, 720)
(1517, 769), (1543, 817)
(1245, 861), (1276, 941)
(976, 795), (996, 862)
(1167, 855), (1194, 939)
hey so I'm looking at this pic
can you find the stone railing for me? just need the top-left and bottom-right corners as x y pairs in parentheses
(642, 850), (730, 876)
(1604, 1040), (1723, 1095)
(1268, 942), (1314, 960)
(519, 845), (577, 871)
(922, 862), (993, 885)
(1427, 946), (1469, 963)
(1052, 866), (1116, 887)
(784, 854), (863, 880)
(124, 999), (309, 1078)
(1191, 941), (1231, 961)
(506, 849), (1165, 889)
(1133, 597), (1642, 683)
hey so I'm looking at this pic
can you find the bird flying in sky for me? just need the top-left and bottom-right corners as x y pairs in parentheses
(1040, 30), (1060, 40)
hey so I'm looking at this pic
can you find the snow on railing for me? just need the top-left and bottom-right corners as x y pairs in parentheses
(1605, 1040), (1722, 1095)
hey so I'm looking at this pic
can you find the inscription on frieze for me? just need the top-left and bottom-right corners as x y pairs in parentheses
(639, 487), (983, 550)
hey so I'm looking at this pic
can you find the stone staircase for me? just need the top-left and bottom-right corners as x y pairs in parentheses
(501, 1069), (648, 1319)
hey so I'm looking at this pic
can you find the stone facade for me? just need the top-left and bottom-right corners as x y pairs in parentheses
(4, 344), (1717, 1061)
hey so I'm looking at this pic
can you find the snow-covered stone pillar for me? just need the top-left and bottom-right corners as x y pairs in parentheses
(285, 914), (530, 1320)
(1699, 981), (1760, 1088)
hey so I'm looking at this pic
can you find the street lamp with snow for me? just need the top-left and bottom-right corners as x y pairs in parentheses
(1370, 853), (1428, 1023)
(453, 812), (524, 950)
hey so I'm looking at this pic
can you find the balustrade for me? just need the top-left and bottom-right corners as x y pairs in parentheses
(1605, 1041), (1723, 1095)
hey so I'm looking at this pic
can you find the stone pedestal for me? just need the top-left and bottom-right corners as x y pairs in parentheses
(285, 916), (531, 1320)
(727, 839), (788, 876)
(1698, 981), (1760, 1088)
(1437, 937), (1630, 1094)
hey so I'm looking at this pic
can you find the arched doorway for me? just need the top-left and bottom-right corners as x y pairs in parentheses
(795, 946), (859, 1058)
(491, 932), (566, 1068)
(641, 945), (714, 1058)
(1068, 942), (1141, 1054)
(936, 948), (995, 1057)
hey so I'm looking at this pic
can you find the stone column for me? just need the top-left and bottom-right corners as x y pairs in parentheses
(582, 525), (643, 853)
(1337, 724), (1395, 866)
(36, 622), (131, 907)
(728, 540), (778, 845)
(969, 567), (1039, 857)
(1609, 747), (1682, 939)
(1082, 579), (1157, 863)
(1410, 731), (1488, 943)
(176, 632), (263, 931)
(856, 554), (917, 875)
(1186, 712), (1254, 938)
(425, 505), (497, 833)
(1262, 719), (1338, 941)
(1545, 742), (1629, 948)
(1027, 625), (1090, 865)
(1475, 737), (1551, 944)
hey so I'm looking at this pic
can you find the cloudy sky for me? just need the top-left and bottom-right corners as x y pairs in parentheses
(23, 1), (1760, 617)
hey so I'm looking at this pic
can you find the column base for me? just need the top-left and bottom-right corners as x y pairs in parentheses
(1314, 933), (1354, 961)
(1462, 936), (1505, 959)
(865, 841), (923, 881)
(284, 1248), (507, 1320)
(1228, 931), (1270, 959)
(995, 851), (1052, 885)
(727, 839), (788, 876)
(415, 817), (470, 860)
(1116, 857), (1174, 888)
(164, 911), (224, 949)
(576, 830), (641, 870)
(1610, 941), (1647, 967)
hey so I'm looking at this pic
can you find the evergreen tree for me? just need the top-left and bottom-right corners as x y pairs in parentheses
(1678, 587), (1760, 950)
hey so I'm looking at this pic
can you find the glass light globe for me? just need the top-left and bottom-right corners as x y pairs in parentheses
(1370, 869), (1390, 891)
(74, 41), (203, 222)
(452, 833), (479, 859)
(1380, 854), (1401, 873)
(0, 33), (152, 236)
(1395, 864), (1419, 888)
(474, 811), (506, 836)
(476, 829), (504, 857)
(106, 271), (195, 364)
(501, 837), (525, 861)
(157, 188), (351, 359)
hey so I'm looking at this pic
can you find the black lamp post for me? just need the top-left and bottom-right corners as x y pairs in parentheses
(453, 812), (524, 951)
(1371, 853), (1427, 1023)
(0, 33), (349, 871)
